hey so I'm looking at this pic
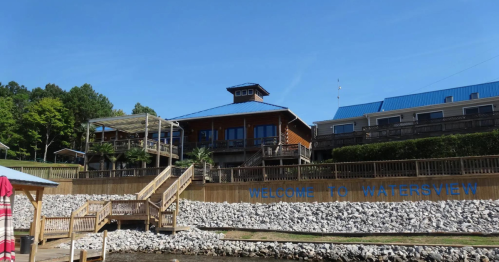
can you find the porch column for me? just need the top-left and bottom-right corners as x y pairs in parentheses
(101, 126), (105, 142)
(157, 119), (161, 168)
(169, 123), (173, 166)
(211, 120), (214, 147)
(84, 122), (90, 171)
(278, 115), (282, 144)
(243, 118), (246, 161)
(180, 128), (184, 161)
(143, 114), (149, 168)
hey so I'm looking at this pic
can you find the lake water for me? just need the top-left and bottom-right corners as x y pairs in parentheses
(107, 253), (273, 262)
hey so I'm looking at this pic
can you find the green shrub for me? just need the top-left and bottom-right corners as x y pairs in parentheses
(330, 130), (499, 162)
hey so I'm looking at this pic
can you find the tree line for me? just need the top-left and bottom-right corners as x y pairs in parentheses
(0, 81), (157, 162)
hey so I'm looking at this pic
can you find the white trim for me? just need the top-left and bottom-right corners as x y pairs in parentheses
(331, 123), (354, 134)
(248, 89), (254, 95)
(416, 110), (444, 121)
(235, 91), (241, 96)
(376, 115), (401, 125)
(462, 104), (494, 115)
(241, 90), (247, 96)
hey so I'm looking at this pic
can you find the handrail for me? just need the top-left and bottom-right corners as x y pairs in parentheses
(94, 201), (112, 232)
(161, 165), (194, 210)
(242, 149), (262, 167)
(72, 202), (89, 218)
(136, 166), (172, 200)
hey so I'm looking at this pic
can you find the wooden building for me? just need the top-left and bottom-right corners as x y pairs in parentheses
(169, 83), (312, 167)
(313, 81), (499, 161)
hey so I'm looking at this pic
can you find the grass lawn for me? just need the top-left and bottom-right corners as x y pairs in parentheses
(0, 159), (80, 168)
(221, 231), (499, 246)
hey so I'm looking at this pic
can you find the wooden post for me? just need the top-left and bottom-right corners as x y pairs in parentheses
(217, 167), (221, 183)
(169, 123), (173, 166)
(102, 230), (108, 261)
(84, 122), (90, 171)
(143, 114), (149, 168)
(460, 158), (465, 175)
(29, 188), (44, 262)
(145, 201), (150, 232)
(298, 143), (302, 163)
(211, 120), (214, 149)
(373, 162), (377, 178)
(297, 164), (301, 181)
(230, 168), (234, 183)
(40, 216), (46, 245)
(415, 161), (420, 176)
(69, 232), (76, 262)
(75, 167), (79, 179)
(80, 250), (88, 262)
(278, 115), (282, 145)
(243, 118), (247, 161)
(174, 180), (180, 233)
(334, 164), (338, 179)
(20, 166), (24, 173)
(28, 244), (37, 262)
(48, 167), (52, 179)
(157, 119), (161, 168)
(262, 160), (266, 181)
(69, 214), (75, 236)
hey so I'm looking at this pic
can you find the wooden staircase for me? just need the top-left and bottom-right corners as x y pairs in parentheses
(242, 149), (263, 167)
(37, 165), (195, 243)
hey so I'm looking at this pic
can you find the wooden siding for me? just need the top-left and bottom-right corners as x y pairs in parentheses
(287, 122), (311, 147)
(181, 174), (499, 203)
(43, 176), (155, 195)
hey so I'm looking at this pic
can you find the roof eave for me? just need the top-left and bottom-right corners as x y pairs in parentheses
(313, 115), (365, 124)
(171, 109), (290, 121)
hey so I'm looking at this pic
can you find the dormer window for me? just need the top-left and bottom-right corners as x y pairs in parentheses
(235, 91), (241, 96)
(241, 90), (247, 96)
(248, 89), (254, 95)
(470, 92), (479, 100)
(445, 96), (453, 103)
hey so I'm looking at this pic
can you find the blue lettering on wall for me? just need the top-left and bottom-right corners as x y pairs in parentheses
(399, 184), (408, 196)
(276, 188), (284, 198)
(338, 186), (348, 197)
(269, 188), (276, 198)
(378, 185), (387, 196)
(462, 183), (477, 195)
(296, 187), (306, 197)
(328, 186), (335, 197)
(389, 185), (397, 196)
(409, 184), (419, 196)
(433, 184), (443, 196)
(421, 184), (430, 196)
(449, 183), (459, 195)
(362, 186), (375, 197)
(249, 188), (260, 198)
(285, 187), (294, 197)
(262, 188), (269, 198)
(307, 187), (314, 197)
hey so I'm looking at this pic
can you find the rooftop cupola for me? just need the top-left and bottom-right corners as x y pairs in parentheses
(226, 83), (270, 103)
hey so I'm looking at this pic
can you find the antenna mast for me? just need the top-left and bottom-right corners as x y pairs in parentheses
(337, 79), (342, 108)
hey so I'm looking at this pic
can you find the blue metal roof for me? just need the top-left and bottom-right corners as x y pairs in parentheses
(170, 101), (288, 120)
(333, 101), (383, 120)
(332, 81), (499, 120)
(381, 81), (499, 112)
(95, 126), (115, 132)
(0, 165), (58, 187)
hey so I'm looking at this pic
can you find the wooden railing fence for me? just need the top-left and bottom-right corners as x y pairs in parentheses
(10, 166), (80, 179)
(78, 166), (165, 179)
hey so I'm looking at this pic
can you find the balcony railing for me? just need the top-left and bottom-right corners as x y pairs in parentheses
(182, 134), (285, 153)
(312, 112), (499, 150)
(87, 138), (178, 156)
(262, 143), (311, 159)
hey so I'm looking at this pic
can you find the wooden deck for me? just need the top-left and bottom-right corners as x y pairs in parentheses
(16, 247), (101, 262)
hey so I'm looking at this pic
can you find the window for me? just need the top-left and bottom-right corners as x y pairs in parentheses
(152, 132), (166, 139)
(248, 89), (254, 95)
(445, 96), (453, 103)
(198, 130), (218, 141)
(333, 124), (354, 134)
(377, 116), (400, 126)
(470, 93), (479, 100)
(242, 90), (247, 96)
(235, 91), (241, 96)
(225, 127), (244, 140)
(464, 105), (493, 115)
(254, 125), (277, 145)
(417, 111), (443, 121)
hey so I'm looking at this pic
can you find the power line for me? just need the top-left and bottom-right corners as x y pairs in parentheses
(414, 53), (499, 92)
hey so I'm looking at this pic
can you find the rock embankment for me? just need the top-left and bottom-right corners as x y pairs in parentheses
(59, 229), (499, 261)
(13, 194), (135, 229)
(178, 199), (499, 233)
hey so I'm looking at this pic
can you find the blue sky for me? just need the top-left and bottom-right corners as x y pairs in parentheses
(1, 1), (499, 124)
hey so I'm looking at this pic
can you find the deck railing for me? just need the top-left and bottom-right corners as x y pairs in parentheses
(136, 166), (172, 200)
(161, 165), (194, 210)
(88, 138), (178, 156)
(78, 166), (166, 179)
(207, 155), (499, 183)
(262, 143), (312, 159)
(182, 134), (284, 152)
(10, 166), (80, 179)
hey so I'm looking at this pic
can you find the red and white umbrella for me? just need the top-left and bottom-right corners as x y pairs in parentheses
(0, 176), (14, 262)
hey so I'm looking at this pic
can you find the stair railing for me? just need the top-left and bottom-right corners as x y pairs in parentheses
(160, 165), (194, 211)
(136, 166), (172, 200)
(94, 201), (112, 232)
(242, 149), (262, 167)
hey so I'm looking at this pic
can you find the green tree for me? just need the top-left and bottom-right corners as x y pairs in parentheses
(132, 103), (157, 116)
(92, 143), (115, 170)
(125, 148), (151, 167)
(30, 83), (66, 102)
(65, 84), (113, 150)
(0, 97), (16, 142)
(112, 109), (127, 116)
(187, 147), (213, 165)
(24, 98), (74, 162)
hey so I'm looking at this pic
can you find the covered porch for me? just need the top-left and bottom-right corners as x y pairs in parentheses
(85, 114), (181, 171)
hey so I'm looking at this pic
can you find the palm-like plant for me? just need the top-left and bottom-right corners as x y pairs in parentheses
(92, 143), (115, 170)
(125, 148), (151, 167)
(187, 147), (213, 165)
